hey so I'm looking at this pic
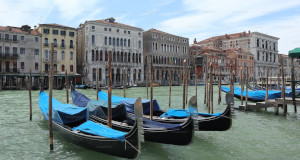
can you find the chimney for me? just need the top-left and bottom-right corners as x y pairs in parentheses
(34, 25), (37, 30)
(106, 17), (115, 23)
(194, 38), (197, 44)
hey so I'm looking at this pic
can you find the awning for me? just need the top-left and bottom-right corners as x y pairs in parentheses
(289, 48), (300, 58)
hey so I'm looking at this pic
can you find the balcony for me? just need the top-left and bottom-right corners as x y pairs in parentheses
(1, 68), (19, 73)
(12, 39), (18, 43)
(44, 58), (49, 62)
(60, 44), (65, 48)
(12, 54), (18, 59)
(70, 45), (74, 48)
(44, 43), (49, 47)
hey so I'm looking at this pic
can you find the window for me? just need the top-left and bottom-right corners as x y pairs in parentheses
(70, 40), (73, 48)
(92, 26), (95, 29)
(92, 35), (95, 44)
(70, 65), (73, 72)
(20, 48), (25, 54)
(54, 51), (57, 62)
(0, 46), (2, 55)
(69, 31), (74, 36)
(128, 31), (130, 34)
(92, 50), (95, 61)
(128, 39), (130, 47)
(138, 32), (141, 36)
(44, 38), (48, 46)
(21, 36), (24, 40)
(61, 65), (65, 72)
(117, 29), (119, 33)
(61, 51), (65, 60)
(113, 37), (115, 45)
(104, 28), (107, 31)
(35, 37), (38, 42)
(0, 33), (1, 40)
(138, 40), (141, 49)
(104, 36), (107, 45)
(53, 39), (58, 47)
(124, 30), (126, 34)
(54, 64), (57, 71)
(34, 49), (39, 55)
(13, 35), (17, 41)
(124, 39), (127, 47)
(44, 50), (49, 59)
(43, 29), (49, 34)
(120, 38), (123, 46)
(5, 34), (9, 41)
(35, 63), (38, 70)
(61, 39), (65, 47)
(116, 38), (119, 46)
(13, 47), (17, 55)
(109, 37), (111, 45)
(70, 51), (73, 60)
(53, 30), (58, 35)
(109, 28), (111, 32)
(61, 30), (66, 35)
(21, 62), (25, 69)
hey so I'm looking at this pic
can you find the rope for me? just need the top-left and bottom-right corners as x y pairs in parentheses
(125, 139), (141, 154)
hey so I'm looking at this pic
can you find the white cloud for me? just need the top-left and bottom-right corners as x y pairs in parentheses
(158, 0), (300, 53)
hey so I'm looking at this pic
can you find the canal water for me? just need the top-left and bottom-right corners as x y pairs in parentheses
(0, 86), (300, 160)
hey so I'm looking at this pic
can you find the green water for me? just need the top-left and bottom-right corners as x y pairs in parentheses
(1, 86), (300, 160)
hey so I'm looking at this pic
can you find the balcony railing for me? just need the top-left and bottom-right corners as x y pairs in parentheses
(12, 39), (18, 43)
(44, 58), (49, 62)
(60, 44), (65, 48)
(1, 68), (20, 73)
(44, 43), (49, 47)
(70, 45), (73, 48)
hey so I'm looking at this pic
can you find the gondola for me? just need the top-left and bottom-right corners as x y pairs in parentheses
(97, 90), (232, 131)
(71, 88), (194, 145)
(75, 84), (88, 89)
(39, 91), (143, 159)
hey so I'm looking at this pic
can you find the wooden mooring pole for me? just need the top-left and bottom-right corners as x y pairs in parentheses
(245, 67), (249, 109)
(291, 58), (297, 113)
(150, 58), (153, 120)
(186, 70), (188, 105)
(218, 66), (221, 105)
(281, 63), (287, 115)
(107, 50), (112, 127)
(65, 70), (69, 103)
(265, 67), (269, 102)
(29, 68), (32, 121)
(240, 67), (244, 105)
(210, 63), (213, 114)
(49, 43), (54, 150)
(183, 59), (186, 109)
(96, 69), (99, 100)
(123, 68), (126, 98)
(169, 71), (172, 108)
(208, 63), (212, 113)
(146, 57), (149, 99)
(204, 65), (207, 105)
(195, 65), (197, 101)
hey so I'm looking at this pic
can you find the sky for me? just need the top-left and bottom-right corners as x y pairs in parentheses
(1, 0), (300, 54)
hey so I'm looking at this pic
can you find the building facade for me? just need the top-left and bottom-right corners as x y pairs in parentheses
(278, 54), (300, 80)
(0, 25), (42, 89)
(196, 31), (280, 80)
(143, 29), (190, 85)
(37, 24), (77, 88)
(77, 18), (144, 86)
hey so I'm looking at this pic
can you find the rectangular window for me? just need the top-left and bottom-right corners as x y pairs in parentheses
(45, 64), (49, 71)
(0, 46), (2, 55)
(109, 28), (111, 32)
(20, 48), (25, 54)
(124, 30), (126, 34)
(92, 26), (95, 29)
(117, 29), (119, 32)
(35, 63), (38, 70)
(69, 31), (75, 36)
(34, 49), (39, 55)
(21, 36), (24, 40)
(0, 33), (2, 40)
(5, 34), (9, 41)
(13, 35), (17, 41)
(13, 47), (17, 55)
(104, 28), (107, 31)
(128, 31), (130, 34)
(53, 30), (58, 34)
(35, 37), (38, 42)
(61, 30), (66, 35)
(43, 29), (49, 34)
(5, 47), (9, 55)
(21, 62), (25, 69)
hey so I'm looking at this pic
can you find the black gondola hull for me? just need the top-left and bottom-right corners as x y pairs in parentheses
(52, 121), (140, 159)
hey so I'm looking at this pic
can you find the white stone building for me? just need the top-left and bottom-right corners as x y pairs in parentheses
(77, 18), (144, 86)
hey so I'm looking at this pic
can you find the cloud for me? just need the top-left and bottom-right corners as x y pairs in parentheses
(141, 9), (157, 16)
(158, 0), (300, 53)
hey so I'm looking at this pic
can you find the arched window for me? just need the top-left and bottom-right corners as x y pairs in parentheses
(61, 39), (65, 47)
(99, 68), (102, 80)
(105, 51), (108, 61)
(139, 40), (141, 48)
(61, 65), (65, 72)
(133, 53), (135, 63)
(44, 50), (49, 59)
(113, 52), (116, 62)
(44, 38), (48, 46)
(92, 50), (95, 61)
(54, 50), (57, 62)
(70, 40), (73, 48)
(117, 52), (120, 62)
(54, 64), (57, 71)
(128, 53), (130, 62)
(92, 35), (95, 44)
(61, 51), (65, 60)
(66, 51), (72, 61)
(104, 36), (107, 45)
(92, 68), (96, 81)
(124, 52), (127, 62)
(100, 51), (103, 61)
(257, 39), (259, 47)
(124, 39), (127, 47)
(70, 65), (73, 72)
(54, 39), (57, 47)
(136, 53), (138, 63)
(109, 37), (111, 45)
(121, 52), (123, 62)
(120, 38), (123, 46)
(113, 37), (115, 45)
(116, 38), (119, 46)
(128, 39), (130, 47)
(96, 50), (99, 61)
(139, 54), (141, 63)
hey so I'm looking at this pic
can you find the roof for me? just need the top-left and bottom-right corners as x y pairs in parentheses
(39, 23), (76, 30)
(145, 28), (188, 39)
(0, 26), (41, 36)
(87, 19), (143, 30)
(197, 31), (250, 44)
(289, 48), (300, 58)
